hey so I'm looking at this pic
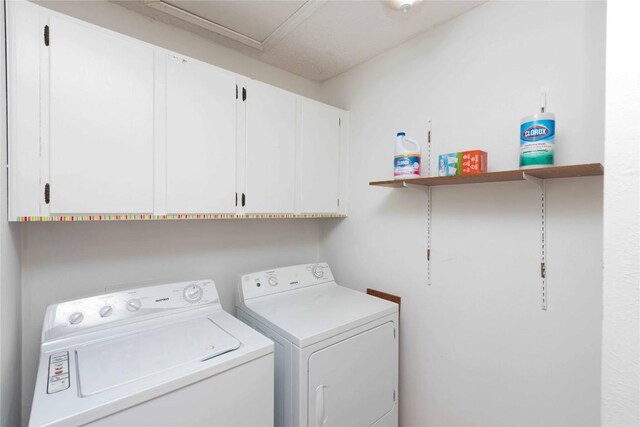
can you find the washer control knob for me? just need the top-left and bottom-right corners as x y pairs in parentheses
(99, 305), (113, 318)
(69, 312), (84, 325)
(126, 299), (142, 312)
(312, 265), (324, 279)
(183, 284), (203, 303)
(268, 276), (278, 287)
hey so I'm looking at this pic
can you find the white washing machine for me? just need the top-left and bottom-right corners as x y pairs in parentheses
(236, 263), (399, 427)
(29, 279), (274, 427)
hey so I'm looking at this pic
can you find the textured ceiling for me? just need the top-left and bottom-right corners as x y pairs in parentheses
(115, 0), (485, 82)
(163, 0), (306, 42)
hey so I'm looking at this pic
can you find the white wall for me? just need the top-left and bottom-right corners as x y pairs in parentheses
(17, 1), (326, 422)
(602, 0), (640, 425)
(13, 1), (609, 426)
(0, 2), (23, 425)
(320, 1), (605, 425)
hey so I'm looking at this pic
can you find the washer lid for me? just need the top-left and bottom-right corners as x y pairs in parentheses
(76, 317), (240, 397)
(242, 283), (397, 348)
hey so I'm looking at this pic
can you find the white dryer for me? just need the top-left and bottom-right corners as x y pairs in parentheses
(30, 279), (274, 427)
(236, 263), (399, 427)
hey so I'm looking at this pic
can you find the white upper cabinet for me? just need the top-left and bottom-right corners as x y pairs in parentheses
(6, 2), (348, 221)
(244, 80), (297, 214)
(165, 55), (237, 214)
(48, 15), (155, 214)
(297, 98), (342, 214)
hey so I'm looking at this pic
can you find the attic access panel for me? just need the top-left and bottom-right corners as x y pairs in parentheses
(144, 0), (324, 51)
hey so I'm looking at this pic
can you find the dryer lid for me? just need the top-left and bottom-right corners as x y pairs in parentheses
(242, 283), (397, 348)
(76, 317), (240, 396)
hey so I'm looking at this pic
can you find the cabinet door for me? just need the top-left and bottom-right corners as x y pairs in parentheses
(166, 56), (237, 214)
(245, 81), (296, 214)
(7, 0), (43, 219)
(49, 16), (154, 214)
(297, 99), (341, 214)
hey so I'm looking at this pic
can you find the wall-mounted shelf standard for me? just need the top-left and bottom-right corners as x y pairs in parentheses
(369, 163), (603, 188)
(370, 163), (604, 310)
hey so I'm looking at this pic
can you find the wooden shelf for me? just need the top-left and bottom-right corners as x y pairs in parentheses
(369, 163), (603, 188)
(369, 162), (603, 309)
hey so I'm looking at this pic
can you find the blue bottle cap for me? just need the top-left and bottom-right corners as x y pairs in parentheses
(397, 132), (406, 136)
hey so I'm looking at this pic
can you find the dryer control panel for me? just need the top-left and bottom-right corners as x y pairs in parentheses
(42, 280), (220, 342)
(240, 263), (334, 301)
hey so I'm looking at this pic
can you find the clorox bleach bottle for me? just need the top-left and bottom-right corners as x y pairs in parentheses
(520, 94), (555, 169)
(394, 132), (421, 179)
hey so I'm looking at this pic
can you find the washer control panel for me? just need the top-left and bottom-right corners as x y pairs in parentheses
(241, 263), (334, 301)
(47, 352), (70, 394)
(43, 280), (220, 342)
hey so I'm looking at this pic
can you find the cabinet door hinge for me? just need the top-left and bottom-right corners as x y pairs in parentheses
(44, 25), (50, 46)
(339, 118), (341, 126)
(242, 193), (246, 207)
(393, 328), (396, 339)
(44, 183), (50, 204)
(242, 87), (247, 102)
(337, 198), (340, 207)
(393, 390), (396, 401)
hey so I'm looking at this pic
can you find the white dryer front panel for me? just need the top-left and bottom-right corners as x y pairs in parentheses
(307, 322), (396, 427)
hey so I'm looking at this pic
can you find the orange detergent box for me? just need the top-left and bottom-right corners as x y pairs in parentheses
(460, 150), (487, 175)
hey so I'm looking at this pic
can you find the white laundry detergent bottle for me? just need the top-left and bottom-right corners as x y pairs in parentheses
(394, 132), (421, 179)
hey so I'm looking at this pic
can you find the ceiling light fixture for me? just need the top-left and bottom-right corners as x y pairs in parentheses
(398, 0), (415, 13)
(384, 0), (417, 13)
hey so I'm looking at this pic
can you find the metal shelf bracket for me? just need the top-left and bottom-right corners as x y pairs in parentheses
(402, 182), (432, 286)
(397, 123), (435, 286)
(523, 172), (547, 310)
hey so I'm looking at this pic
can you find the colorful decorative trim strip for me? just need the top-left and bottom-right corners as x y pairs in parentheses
(17, 213), (347, 222)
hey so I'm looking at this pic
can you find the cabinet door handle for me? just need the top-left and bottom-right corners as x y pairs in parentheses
(241, 193), (246, 207)
(44, 183), (50, 204)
